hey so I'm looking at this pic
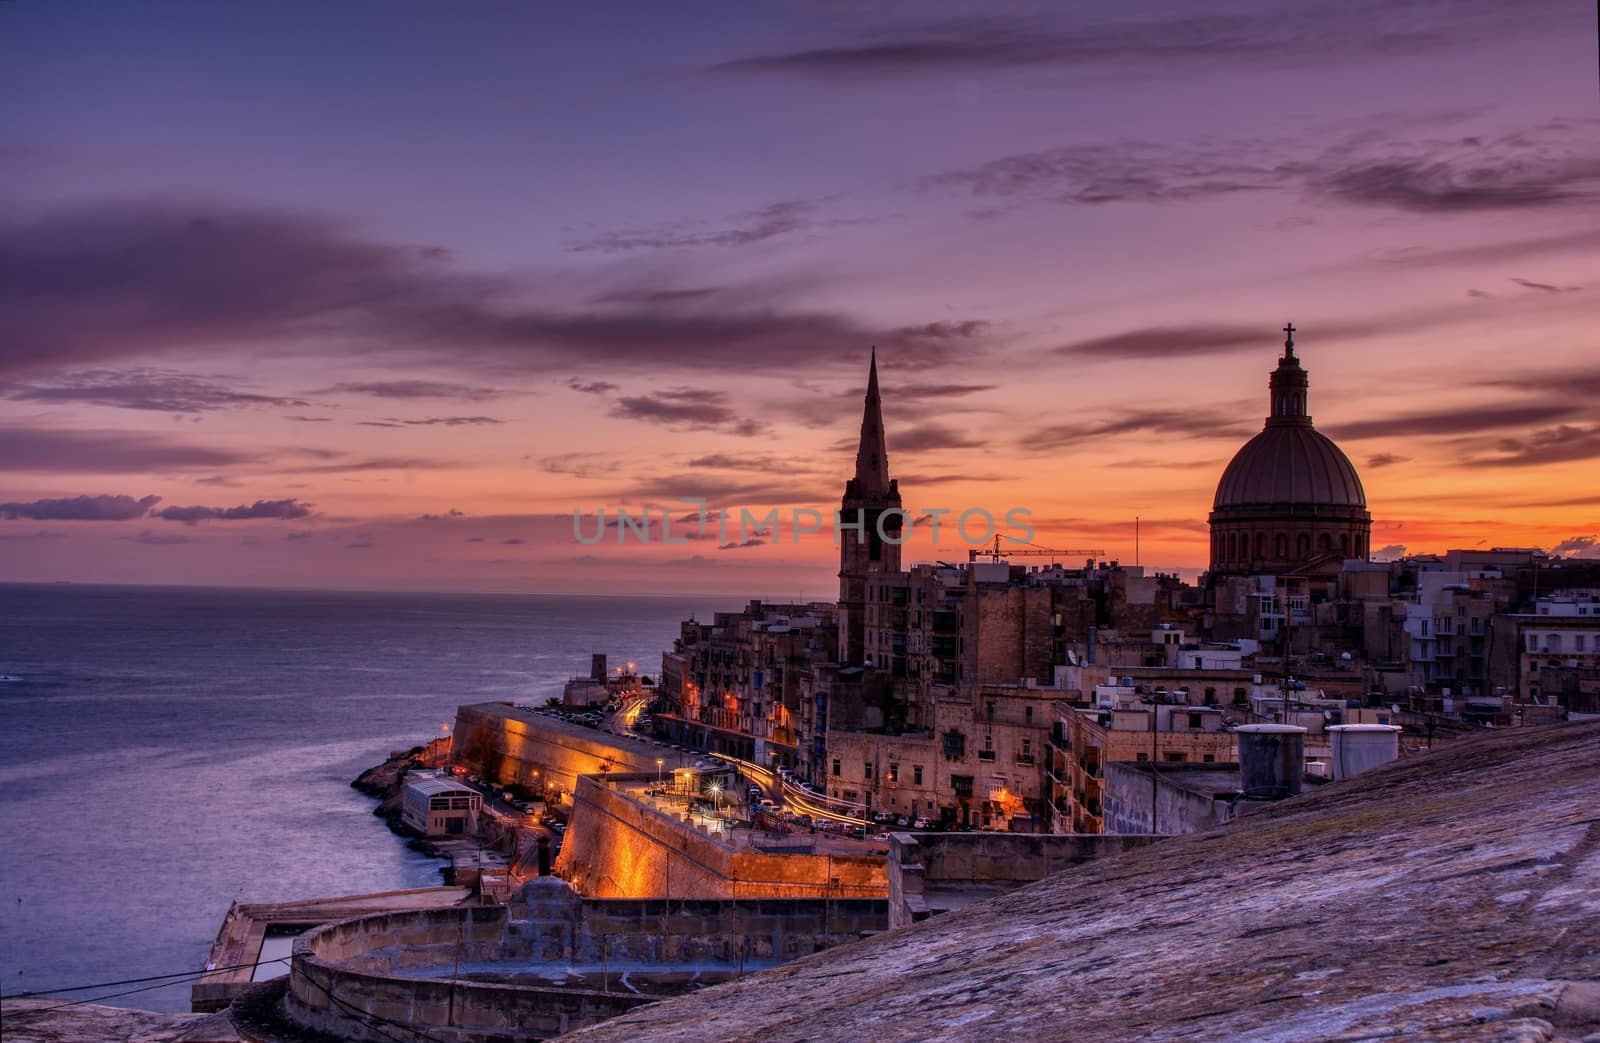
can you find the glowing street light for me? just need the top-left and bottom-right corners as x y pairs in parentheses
(655, 757), (664, 788)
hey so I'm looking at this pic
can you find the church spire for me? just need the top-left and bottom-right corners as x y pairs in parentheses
(853, 347), (891, 494)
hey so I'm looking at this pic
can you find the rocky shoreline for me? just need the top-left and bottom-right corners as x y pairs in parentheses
(349, 746), (457, 866)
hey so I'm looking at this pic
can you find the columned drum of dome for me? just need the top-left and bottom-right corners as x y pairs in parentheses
(1208, 326), (1372, 576)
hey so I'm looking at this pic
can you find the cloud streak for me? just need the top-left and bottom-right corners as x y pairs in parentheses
(610, 387), (767, 436)
(0, 493), (161, 521)
(565, 200), (859, 253)
(928, 119), (1600, 218)
(4, 369), (308, 413)
(707, 2), (1539, 80)
(1327, 403), (1586, 441)
(0, 199), (988, 380)
(152, 498), (313, 525)
(1025, 408), (1254, 450)
(0, 425), (256, 473)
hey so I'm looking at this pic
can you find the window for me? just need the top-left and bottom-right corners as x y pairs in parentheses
(1189, 712), (1205, 729)
(1135, 752), (1149, 762)
(1023, 739), (1032, 758)
(913, 765), (923, 786)
(1577, 635), (1588, 652)
(1165, 752), (1186, 763)
(832, 759), (841, 777)
(864, 762), (874, 780)
(1025, 706), (1034, 724)
(1202, 754), (1216, 763)
(1527, 634), (1539, 652)
(887, 763), (899, 783)
(984, 734), (993, 752)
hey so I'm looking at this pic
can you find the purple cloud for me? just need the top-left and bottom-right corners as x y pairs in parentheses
(152, 498), (313, 525)
(0, 493), (160, 521)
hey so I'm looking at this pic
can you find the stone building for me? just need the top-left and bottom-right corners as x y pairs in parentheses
(1208, 326), (1372, 577)
(824, 679), (1061, 829)
(1050, 697), (1238, 834)
(1509, 594), (1600, 709)
(657, 601), (836, 766)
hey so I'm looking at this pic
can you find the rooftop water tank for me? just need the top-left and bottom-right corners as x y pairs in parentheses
(1328, 724), (1401, 781)
(1236, 724), (1306, 799)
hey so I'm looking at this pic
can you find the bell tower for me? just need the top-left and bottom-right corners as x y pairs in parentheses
(838, 348), (902, 665)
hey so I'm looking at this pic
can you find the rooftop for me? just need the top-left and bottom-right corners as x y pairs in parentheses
(565, 719), (1600, 1042)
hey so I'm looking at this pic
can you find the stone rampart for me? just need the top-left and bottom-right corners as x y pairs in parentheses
(450, 702), (700, 797)
(888, 830), (1161, 928)
(555, 774), (886, 900)
(284, 903), (649, 1042)
(282, 879), (887, 1042)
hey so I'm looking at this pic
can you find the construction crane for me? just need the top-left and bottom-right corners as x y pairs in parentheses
(968, 534), (1105, 564)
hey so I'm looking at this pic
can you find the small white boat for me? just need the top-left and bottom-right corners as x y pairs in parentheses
(0, 674), (23, 683)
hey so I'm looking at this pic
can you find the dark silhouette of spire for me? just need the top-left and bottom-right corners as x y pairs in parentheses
(853, 347), (891, 495)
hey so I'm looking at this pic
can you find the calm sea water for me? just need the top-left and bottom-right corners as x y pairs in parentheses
(0, 583), (738, 1011)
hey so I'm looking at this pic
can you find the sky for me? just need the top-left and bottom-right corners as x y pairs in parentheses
(3, 0), (1599, 595)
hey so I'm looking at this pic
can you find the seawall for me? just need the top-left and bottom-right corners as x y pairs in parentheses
(450, 702), (701, 799)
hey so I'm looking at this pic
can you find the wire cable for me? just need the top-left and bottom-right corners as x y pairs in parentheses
(1, 957), (289, 1000)
(3, 958), (291, 1019)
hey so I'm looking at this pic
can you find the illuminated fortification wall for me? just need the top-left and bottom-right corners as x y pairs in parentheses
(556, 775), (888, 900)
(450, 702), (700, 797)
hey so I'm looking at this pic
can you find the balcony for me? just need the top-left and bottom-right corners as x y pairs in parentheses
(1015, 754), (1035, 766)
(977, 750), (996, 762)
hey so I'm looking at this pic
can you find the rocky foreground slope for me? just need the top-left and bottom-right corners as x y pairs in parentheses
(566, 719), (1600, 1042)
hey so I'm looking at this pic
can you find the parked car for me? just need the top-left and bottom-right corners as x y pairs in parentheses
(913, 817), (932, 829)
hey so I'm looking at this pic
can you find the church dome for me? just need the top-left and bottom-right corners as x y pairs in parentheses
(1207, 326), (1374, 577)
(1213, 425), (1365, 509)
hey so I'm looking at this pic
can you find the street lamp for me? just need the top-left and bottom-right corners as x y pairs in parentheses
(655, 758), (664, 788)
(709, 783), (723, 824)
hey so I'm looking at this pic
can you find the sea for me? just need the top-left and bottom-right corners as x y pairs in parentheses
(0, 582), (742, 1011)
